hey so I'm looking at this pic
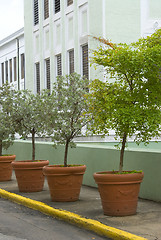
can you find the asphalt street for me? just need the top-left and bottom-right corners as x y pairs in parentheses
(0, 198), (110, 240)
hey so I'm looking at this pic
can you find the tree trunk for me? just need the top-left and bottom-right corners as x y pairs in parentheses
(0, 140), (2, 156)
(32, 128), (35, 161)
(119, 132), (127, 173)
(64, 140), (69, 167)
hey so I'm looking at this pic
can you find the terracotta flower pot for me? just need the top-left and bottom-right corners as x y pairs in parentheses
(0, 155), (16, 181)
(94, 171), (144, 216)
(43, 165), (86, 202)
(12, 160), (49, 192)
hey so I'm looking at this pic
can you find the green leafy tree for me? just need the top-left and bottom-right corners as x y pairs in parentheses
(87, 30), (161, 173)
(0, 84), (16, 156)
(47, 73), (91, 167)
(12, 90), (49, 161)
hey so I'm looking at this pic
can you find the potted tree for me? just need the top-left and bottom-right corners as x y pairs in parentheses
(87, 30), (161, 216)
(0, 84), (16, 181)
(11, 90), (49, 192)
(43, 73), (91, 202)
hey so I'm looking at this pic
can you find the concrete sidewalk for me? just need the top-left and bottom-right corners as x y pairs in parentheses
(0, 174), (161, 240)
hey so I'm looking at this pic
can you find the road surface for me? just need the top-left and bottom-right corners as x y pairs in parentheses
(0, 198), (110, 240)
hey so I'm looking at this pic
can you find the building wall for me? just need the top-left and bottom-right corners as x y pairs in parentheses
(141, 0), (161, 37)
(24, 0), (161, 92)
(24, 0), (90, 92)
(0, 28), (25, 90)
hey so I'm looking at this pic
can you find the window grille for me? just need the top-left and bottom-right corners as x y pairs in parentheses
(67, 0), (73, 6)
(35, 62), (40, 94)
(44, 0), (49, 19)
(82, 44), (89, 79)
(1, 63), (4, 84)
(34, 0), (39, 25)
(55, 0), (60, 14)
(9, 59), (12, 83)
(5, 61), (8, 83)
(56, 54), (62, 76)
(14, 57), (17, 82)
(21, 54), (25, 79)
(46, 58), (50, 90)
(69, 49), (74, 74)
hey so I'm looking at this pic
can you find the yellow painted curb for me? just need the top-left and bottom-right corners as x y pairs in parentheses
(0, 188), (147, 240)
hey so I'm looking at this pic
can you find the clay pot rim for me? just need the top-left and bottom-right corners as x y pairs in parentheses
(0, 155), (16, 162)
(12, 160), (49, 163)
(94, 170), (144, 182)
(12, 160), (49, 169)
(43, 164), (86, 175)
(94, 170), (143, 175)
(45, 164), (86, 168)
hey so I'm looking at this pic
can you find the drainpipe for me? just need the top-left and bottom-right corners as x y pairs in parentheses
(16, 38), (20, 90)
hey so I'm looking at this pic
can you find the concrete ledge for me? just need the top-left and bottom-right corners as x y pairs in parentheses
(0, 188), (147, 240)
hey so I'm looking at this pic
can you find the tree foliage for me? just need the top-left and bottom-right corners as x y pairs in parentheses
(0, 84), (16, 156)
(87, 29), (161, 172)
(12, 90), (49, 161)
(46, 73), (91, 167)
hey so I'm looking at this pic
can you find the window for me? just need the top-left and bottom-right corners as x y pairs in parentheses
(44, 0), (49, 20)
(21, 54), (25, 79)
(35, 62), (40, 94)
(1, 63), (4, 84)
(5, 61), (8, 83)
(9, 59), (12, 83)
(67, 0), (73, 6)
(45, 58), (50, 90)
(69, 49), (74, 74)
(82, 44), (89, 79)
(56, 54), (62, 76)
(34, 0), (39, 25)
(14, 57), (17, 82)
(55, 0), (60, 14)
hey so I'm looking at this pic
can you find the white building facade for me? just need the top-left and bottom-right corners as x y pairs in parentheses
(0, 28), (25, 90)
(0, 1), (161, 92)
(23, 0), (161, 93)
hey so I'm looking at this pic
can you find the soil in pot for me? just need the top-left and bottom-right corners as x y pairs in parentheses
(94, 171), (144, 216)
(43, 165), (86, 202)
(12, 160), (49, 192)
(0, 155), (16, 181)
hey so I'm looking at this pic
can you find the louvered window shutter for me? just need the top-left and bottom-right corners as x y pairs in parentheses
(36, 63), (40, 94)
(44, 0), (49, 19)
(14, 57), (17, 82)
(67, 0), (73, 6)
(1, 63), (4, 84)
(55, 0), (60, 14)
(21, 54), (25, 79)
(57, 54), (62, 76)
(10, 59), (12, 83)
(69, 50), (74, 74)
(34, 0), (39, 25)
(5, 61), (8, 83)
(82, 45), (89, 79)
(46, 59), (50, 90)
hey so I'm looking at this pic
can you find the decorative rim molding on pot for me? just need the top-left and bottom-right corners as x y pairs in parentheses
(43, 165), (86, 202)
(0, 155), (16, 181)
(93, 171), (144, 216)
(12, 160), (49, 192)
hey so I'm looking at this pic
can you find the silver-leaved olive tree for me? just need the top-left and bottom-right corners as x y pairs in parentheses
(46, 73), (91, 167)
(0, 84), (16, 156)
(87, 29), (161, 173)
(12, 89), (49, 161)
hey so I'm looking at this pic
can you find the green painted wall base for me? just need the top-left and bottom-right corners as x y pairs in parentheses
(5, 140), (161, 202)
